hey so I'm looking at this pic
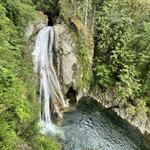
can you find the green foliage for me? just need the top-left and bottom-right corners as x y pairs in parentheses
(34, 135), (61, 150)
(79, 41), (92, 88)
(93, 0), (150, 105)
(60, 0), (97, 35)
(1, 0), (35, 35)
(0, 121), (20, 150)
(0, 5), (16, 42)
(94, 0), (133, 89)
(59, 0), (74, 23)
(93, 64), (114, 88)
(0, 1), (61, 149)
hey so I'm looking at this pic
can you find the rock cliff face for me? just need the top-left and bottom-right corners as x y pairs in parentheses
(89, 89), (150, 135)
(53, 24), (94, 101)
(54, 24), (80, 95)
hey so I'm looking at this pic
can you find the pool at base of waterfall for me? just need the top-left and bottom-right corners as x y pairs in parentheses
(59, 98), (150, 150)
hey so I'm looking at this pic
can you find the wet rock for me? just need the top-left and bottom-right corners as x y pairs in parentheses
(54, 24), (80, 94)
(112, 104), (150, 134)
(88, 88), (150, 135)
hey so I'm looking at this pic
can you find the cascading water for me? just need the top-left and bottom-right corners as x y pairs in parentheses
(32, 26), (67, 134)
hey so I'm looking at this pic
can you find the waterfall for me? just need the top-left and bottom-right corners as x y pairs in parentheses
(32, 26), (67, 134)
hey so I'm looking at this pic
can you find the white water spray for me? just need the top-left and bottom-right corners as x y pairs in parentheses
(32, 26), (67, 134)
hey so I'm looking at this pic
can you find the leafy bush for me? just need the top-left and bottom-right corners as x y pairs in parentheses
(35, 135), (61, 150)
(1, 0), (35, 35)
(93, 0), (150, 104)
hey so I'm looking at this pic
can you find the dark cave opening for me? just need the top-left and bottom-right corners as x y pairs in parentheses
(47, 5), (60, 26)
(66, 87), (77, 105)
(33, 0), (60, 26)
(48, 16), (54, 26)
(48, 15), (58, 26)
